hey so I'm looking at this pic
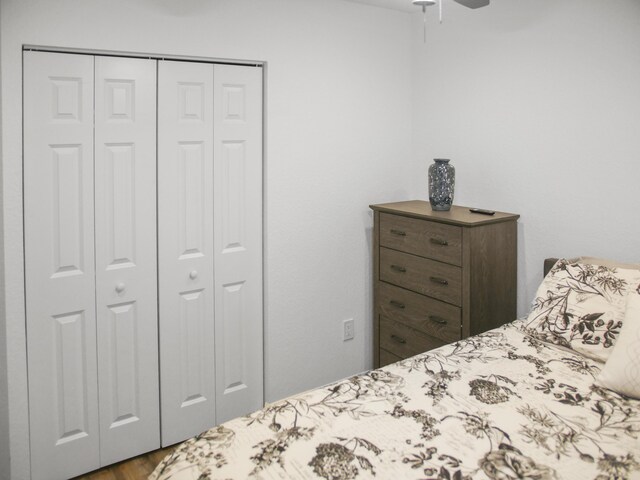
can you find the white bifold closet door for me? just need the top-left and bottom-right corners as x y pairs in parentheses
(24, 51), (99, 480)
(94, 56), (159, 466)
(212, 64), (264, 424)
(158, 60), (263, 446)
(24, 51), (159, 480)
(158, 61), (216, 445)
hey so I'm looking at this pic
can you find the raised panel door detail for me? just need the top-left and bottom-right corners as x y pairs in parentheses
(178, 83), (205, 121)
(106, 302), (140, 428)
(222, 84), (245, 121)
(178, 142), (206, 259)
(179, 289), (207, 407)
(104, 143), (136, 269)
(51, 77), (82, 122)
(53, 311), (90, 445)
(95, 55), (159, 466)
(105, 80), (135, 122)
(51, 144), (85, 278)
(24, 50), (100, 480)
(220, 282), (248, 395)
(221, 141), (246, 253)
(158, 60), (215, 446)
(213, 64), (263, 423)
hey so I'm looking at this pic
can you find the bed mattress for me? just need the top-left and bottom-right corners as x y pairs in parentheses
(150, 320), (640, 479)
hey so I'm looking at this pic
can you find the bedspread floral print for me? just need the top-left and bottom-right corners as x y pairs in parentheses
(150, 321), (640, 480)
(524, 259), (640, 362)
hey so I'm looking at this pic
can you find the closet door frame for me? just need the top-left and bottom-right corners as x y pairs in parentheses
(20, 46), (266, 478)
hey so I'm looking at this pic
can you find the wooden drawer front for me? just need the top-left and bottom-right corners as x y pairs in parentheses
(380, 317), (447, 359)
(379, 213), (462, 266)
(377, 282), (461, 343)
(380, 247), (462, 306)
(379, 348), (403, 367)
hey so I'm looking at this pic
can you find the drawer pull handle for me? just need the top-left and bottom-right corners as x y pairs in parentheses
(429, 315), (447, 325)
(390, 229), (407, 236)
(430, 276), (449, 286)
(430, 237), (449, 246)
(391, 265), (407, 273)
(391, 334), (407, 344)
(390, 300), (406, 309)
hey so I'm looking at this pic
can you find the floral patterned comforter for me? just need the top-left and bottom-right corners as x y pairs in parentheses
(150, 320), (640, 480)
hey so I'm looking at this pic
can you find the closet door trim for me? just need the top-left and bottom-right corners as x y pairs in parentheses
(24, 44), (265, 68)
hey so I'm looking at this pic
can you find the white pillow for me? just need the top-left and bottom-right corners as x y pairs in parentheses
(577, 256), (640, 270)
(524, 259), (640, 363)
(596, 293), (640, 399)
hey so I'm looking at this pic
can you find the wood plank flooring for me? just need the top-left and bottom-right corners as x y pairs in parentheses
(71, 446), (175, 480)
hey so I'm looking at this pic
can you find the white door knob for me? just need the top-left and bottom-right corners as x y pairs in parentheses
(189, 270), (198, 280)
(115, 282), (126, 293)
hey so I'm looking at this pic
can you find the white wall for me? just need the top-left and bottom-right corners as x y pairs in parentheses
(8, 1), (637, 477)
(411, 0), (640, 315)
(0, 0), (413, 477)
(0, 4), (10, 479)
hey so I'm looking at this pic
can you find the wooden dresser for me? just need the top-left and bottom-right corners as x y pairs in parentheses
(370, 200), (519, 367)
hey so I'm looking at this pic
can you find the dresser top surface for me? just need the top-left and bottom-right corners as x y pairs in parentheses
(370, 200), (519, 226)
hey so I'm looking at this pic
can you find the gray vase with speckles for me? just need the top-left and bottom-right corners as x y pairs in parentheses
(428, 158), (455, 211)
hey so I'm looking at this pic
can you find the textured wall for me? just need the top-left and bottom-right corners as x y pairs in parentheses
(411, 0), (640, 315)
(0, 0), (413, 477)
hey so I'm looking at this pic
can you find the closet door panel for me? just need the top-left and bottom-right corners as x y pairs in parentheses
(158, 60), (216, 446)
(213, 64), (264, 423)
(94, 56), (160, 465)
(24, 51), (100, 480)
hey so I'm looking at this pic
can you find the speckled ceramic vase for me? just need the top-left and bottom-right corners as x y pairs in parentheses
(428, 158), (455, 211)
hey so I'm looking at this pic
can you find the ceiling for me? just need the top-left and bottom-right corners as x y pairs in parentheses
(342, 0), (418, 13)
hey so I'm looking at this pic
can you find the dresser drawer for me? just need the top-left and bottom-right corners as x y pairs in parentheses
(379, 213), (462, 266)
(379, 348), (403, 367)
(377, 282), (461, 343)
(380, 247), (462, 306)
(379, 317), (447, 359)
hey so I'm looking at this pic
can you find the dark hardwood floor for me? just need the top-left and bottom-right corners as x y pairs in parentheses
(71, 446), (175, 480)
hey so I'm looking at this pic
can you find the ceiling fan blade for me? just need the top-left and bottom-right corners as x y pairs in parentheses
(452, 0), (490, 8)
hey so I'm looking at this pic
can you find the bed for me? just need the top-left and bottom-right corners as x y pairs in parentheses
(150, 258), (640, 480)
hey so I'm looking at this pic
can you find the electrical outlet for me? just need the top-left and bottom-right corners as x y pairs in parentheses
(343, 318), (354, 341)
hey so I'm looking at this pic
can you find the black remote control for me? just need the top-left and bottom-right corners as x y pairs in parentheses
(469, 208), (495, 215)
